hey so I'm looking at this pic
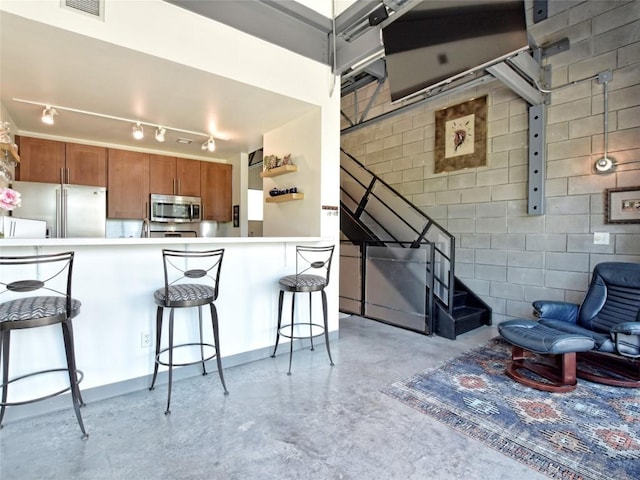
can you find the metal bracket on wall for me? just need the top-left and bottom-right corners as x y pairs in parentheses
(528, 104), (546, 215)
(533, 0), (548, 24)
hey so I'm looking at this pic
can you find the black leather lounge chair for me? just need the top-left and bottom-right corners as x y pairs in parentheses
(498, 262), (640, 392)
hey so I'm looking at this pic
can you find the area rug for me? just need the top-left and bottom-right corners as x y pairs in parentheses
(383, 338), (640, 480)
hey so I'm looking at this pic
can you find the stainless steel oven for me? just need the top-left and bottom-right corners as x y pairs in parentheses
(150, 194), (202, 223)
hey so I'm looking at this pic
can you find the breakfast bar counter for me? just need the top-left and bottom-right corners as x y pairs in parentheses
(0, 237), (338, 422)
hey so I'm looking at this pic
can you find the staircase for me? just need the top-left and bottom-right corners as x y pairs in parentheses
(339, 148), (492, 339)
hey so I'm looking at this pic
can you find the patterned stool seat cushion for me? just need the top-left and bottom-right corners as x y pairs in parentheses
(153, 284), (215, 306)
(0, 296), (81, 322)
(279, 274), (327, 293)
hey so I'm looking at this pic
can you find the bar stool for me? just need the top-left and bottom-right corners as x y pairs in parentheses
(0, 251), (88, 439)
(271, 245), (335, 375)
(149, 248), (228, 415)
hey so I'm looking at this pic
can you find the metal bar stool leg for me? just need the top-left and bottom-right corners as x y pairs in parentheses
(209, 303), (228, 394)
(308, 292), (315, 351)
(271, 290), (285, 358)
(165, 308), (175, 415)
(287, 293), (296, 376)
(149, 306), (164, 391)
(0, 331), (10, 427)
(198, 306), (208, 376)
(321, 289), (334, 366)
(61, 320), (88, 439)
(64, 319), (86, 407)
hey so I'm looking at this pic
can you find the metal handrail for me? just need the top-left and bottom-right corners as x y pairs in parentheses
(340, 148), (456, 313)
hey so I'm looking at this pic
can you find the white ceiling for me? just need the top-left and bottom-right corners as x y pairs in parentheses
(0, 11), (316, 161)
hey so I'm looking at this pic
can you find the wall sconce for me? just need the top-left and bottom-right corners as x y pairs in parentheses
(132, 122), (144, 140)
(41, 106), (57, 125)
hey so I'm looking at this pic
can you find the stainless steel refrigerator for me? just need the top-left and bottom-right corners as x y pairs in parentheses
(11, 181), (107, 238)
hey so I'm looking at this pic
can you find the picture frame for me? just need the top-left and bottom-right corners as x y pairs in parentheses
(605, 186), (640, 224)
(434, 95), (488, 174)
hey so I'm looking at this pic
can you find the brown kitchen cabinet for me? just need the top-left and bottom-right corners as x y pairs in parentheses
(149, 154), (200, 197)
(65, 142), (107, 186)
(107, 149), (150, 219)
(16, 136), (65, 183)
(16, 136), (107, 186)
(201, 161), (232, 222)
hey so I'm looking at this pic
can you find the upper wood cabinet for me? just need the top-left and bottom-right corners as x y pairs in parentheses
(16, 136), (65, 184)
(107, 149), (150, 219)
(16, 136), (107, 186)
(65, 143), (107, 186)
(201, 161), (232, 222)
(149, 154), (201, 197)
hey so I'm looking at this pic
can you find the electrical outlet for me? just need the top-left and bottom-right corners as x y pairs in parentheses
(593, 232), (610, 245)
(141, 331), (152, 348)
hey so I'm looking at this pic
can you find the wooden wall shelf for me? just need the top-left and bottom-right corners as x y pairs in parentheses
(265, 193), (304, 203)
(0, 142), (20, 163)
(260, 164), (297, 178)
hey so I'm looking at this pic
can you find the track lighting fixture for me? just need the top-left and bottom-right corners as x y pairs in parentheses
(41, 106), (57, 125)
(155, 126), (166, 142)
(132, 122), (144, 140)
(15, 98), (223, 154)
(201, 136), (216, 152)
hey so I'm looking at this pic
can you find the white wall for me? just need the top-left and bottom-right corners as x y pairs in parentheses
(263, 109), (322, 237)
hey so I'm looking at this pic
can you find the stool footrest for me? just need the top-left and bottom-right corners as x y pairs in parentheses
(277, 322), (325, 340)
(1, 368), (84, 407)
(155, 342), (218, 368)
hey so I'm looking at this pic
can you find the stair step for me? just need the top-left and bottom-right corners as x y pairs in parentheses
(452, 290), (468, 307)
(452, 305), (483, 319)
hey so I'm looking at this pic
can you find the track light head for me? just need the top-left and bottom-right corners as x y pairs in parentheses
(132, 122), (144, 140)
(201, 136), (216, 152)
(155, 126), (166, 142)
(42, 106), (57, 125)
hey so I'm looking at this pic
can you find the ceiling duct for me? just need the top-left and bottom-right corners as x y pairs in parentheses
(61, 0), (104, 20)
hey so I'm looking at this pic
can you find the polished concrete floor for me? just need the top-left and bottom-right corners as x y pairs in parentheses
(0, 315), (547, 480)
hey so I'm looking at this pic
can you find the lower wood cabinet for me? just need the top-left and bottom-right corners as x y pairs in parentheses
(201, 161), (232, 222)
(107, 149), (150, 219)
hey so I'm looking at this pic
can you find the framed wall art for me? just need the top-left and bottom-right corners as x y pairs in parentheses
(605, 186), (640, 224)
(434, 95), (488, 174)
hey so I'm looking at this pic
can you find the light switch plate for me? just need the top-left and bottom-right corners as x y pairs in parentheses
(593, 232), (610, 245)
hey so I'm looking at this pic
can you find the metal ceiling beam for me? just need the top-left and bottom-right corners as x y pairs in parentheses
(486, 62), (544, 106)
(166, 0), (332, 65)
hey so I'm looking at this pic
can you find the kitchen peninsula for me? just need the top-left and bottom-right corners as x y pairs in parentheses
(0, 236), (338, 423)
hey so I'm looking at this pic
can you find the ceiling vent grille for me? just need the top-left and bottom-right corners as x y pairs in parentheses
(61, 0), (104, 20)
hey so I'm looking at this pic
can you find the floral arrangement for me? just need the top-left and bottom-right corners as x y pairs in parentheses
(0, 187), (21, 211)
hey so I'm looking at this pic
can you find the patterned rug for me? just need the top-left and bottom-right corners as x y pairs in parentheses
(383, 338), (640, 480)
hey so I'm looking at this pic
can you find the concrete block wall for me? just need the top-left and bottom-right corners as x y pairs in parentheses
(341, 0), (640, 323)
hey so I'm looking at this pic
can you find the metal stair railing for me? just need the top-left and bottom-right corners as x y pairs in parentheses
(340, 148), (456, 313)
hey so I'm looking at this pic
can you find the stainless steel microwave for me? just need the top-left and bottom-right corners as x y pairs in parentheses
(150, 194), (202, 223)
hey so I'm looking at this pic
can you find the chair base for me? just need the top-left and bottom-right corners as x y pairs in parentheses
(505, 346), (578, 393)
(149, 305), (228, 415)
(272, 289), (334, 375)
(577, 351), (640, 388)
